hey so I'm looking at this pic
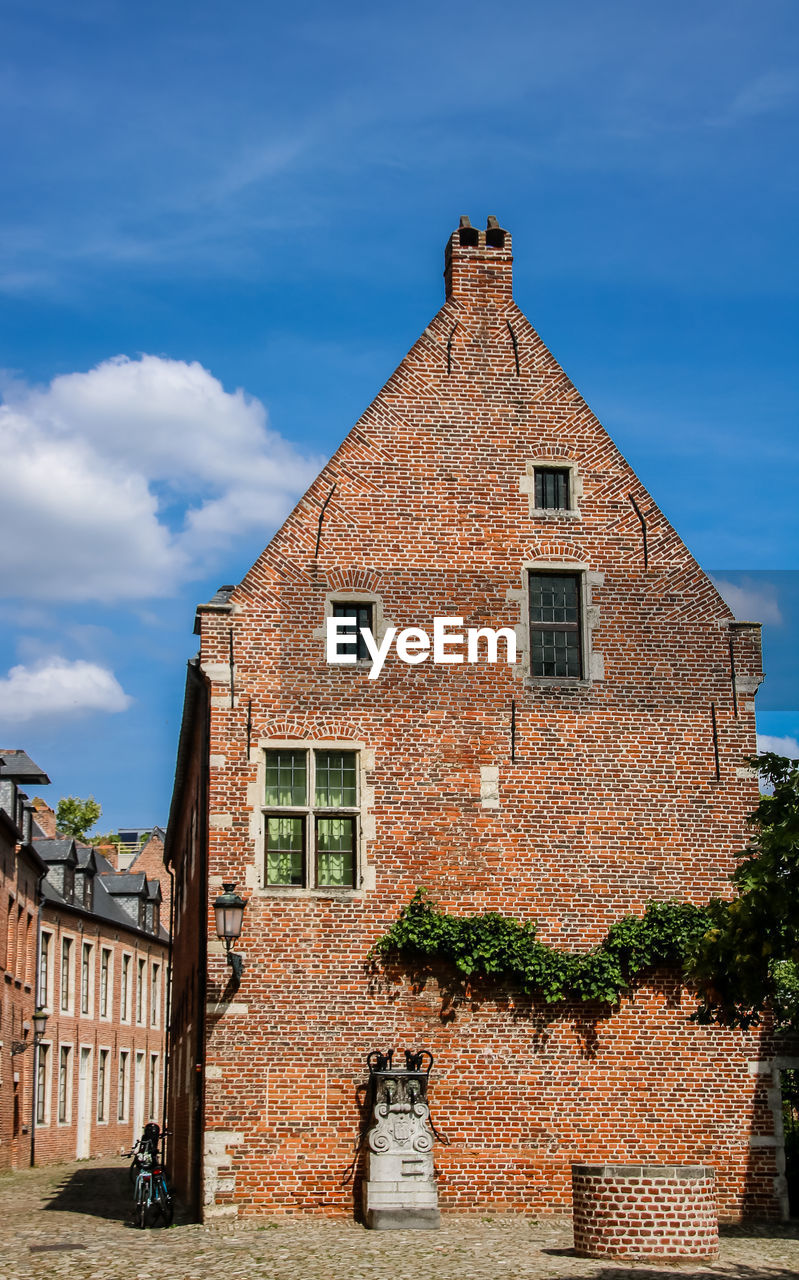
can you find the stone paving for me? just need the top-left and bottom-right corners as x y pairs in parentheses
(2, 1159), (799, 1280)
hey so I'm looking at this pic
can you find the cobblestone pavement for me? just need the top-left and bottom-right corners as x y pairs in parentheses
(2, 1159), (799, 1280)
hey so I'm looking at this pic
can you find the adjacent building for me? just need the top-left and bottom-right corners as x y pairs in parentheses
(2, 764), (170, 1169)
(0, 752), (48, 1171)
(165, 218), (783, 1222)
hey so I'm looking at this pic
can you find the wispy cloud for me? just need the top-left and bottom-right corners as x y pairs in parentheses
(757, 733), (799, 760)
(709, 69), (799, 127)
(712, 578), (784, 626)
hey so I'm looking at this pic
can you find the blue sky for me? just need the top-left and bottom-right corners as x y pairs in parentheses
(1, 1), (797, 829)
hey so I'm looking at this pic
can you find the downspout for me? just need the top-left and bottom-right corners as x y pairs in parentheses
(161, 861), (176, 1158)
(30, 865), (46, 1168)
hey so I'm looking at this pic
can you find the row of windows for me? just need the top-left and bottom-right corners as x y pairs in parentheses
(2, 898), (34, 986)
(38, 934), (161, 1027)
(331, 569), (587, 681)
(37, 1043), (160, 1127)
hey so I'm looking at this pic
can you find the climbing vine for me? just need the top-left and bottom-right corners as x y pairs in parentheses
(371, 889), (711, 1008)
(373, 755), (799, 1031)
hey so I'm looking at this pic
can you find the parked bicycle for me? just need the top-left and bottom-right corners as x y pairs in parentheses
(126, 1122), (174, 1228)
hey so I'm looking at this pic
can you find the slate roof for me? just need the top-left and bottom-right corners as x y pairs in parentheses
(0, 750), (50, 784)
(33, 837), (76, 864)
(103, 872), (148, 895)
(35, 836), (169, 943)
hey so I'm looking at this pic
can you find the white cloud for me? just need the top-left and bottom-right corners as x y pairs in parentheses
(757, 734), (799, 760)
(0, 355), (322, 601)
(712, 578), (783, 626)
(0, 657), (132, 725)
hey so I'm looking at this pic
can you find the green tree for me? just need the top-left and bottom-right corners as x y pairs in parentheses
(56, 795), (102, 842)
(693, 752), (799, 1031)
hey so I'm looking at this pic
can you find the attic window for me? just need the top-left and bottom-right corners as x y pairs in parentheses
(535, 467), (570, 510)
(332, 601), (374, 664)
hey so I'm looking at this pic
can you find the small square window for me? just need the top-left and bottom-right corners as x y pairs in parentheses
(535, 467), (570, 510)
(332, 601), (374, 663)
(315, 750), (357, 807)
(265, 750), (307, 806)
(529, 571), (583, 678)
(316, 816), (355, 887)
(266, 815), (306, 886)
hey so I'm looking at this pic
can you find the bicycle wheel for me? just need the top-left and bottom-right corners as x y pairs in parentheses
(135, 1175), (150, 1229)
(154, 1176), (174, 1227)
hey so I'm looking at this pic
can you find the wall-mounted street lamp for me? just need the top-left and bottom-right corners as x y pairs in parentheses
(11, 1006), (48, 1057)
(213, 883), (246, 983)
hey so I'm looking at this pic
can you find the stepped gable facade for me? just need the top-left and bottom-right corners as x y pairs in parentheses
(165, 218), (778, 1222)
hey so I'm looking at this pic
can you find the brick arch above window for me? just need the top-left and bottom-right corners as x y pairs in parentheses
(259, 717), (368, 744)
(519, 539), (588, 565)
(323, 566), (384, 593)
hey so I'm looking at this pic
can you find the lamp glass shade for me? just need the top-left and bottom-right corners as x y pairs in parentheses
(32, 1007), (48, 1038)
(214, 883), (245, 941)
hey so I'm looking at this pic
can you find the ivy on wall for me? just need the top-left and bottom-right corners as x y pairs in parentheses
(371, 889), (711, 1009)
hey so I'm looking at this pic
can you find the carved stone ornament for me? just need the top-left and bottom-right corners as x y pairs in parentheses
(362, 1065), (440, 1230)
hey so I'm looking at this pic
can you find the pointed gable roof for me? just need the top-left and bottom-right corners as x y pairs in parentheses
(216, 216), (732, 630)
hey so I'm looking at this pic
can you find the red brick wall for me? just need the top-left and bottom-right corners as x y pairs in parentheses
(572, 1162), (718, 1259)
(171, 222), (788, 1220)
(0, 824), (40, 1172)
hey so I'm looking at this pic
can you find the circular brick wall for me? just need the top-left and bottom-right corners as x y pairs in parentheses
(572, 1163), (718, 1260)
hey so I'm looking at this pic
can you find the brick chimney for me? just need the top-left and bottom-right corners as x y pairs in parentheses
(32, 797), (57, 838)
(444, 215), (513, 304)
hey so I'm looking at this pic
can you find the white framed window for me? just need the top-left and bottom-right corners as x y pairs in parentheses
(97, 1048), (110, 1123)
(99, 947), (112, 1019)
(118, 1050), (130, 1122)
(38, 930), (54, 1011)
(261, 746), (361, 889)
(148, 1053), (160, 1121)
(150, 962), (160, 1027)
(57, 1044), (72, 1124)
(36, 1041), (52, 1126)
(60, 936), (75, 1013)
(80, 941), (94, 1016)
(120, 952), (132, 1023)
(136, 958), (146, 1025)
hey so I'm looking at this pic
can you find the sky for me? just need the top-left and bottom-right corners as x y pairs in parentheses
(0, 1), (797, 829)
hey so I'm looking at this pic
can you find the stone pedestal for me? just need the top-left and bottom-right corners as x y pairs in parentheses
(362, 1067), (439, 1230)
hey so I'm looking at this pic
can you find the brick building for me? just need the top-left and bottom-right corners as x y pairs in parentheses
(0, 752), (48, 1171)
(30, 805), (170, 1165)
(165, 217), (784, 1222)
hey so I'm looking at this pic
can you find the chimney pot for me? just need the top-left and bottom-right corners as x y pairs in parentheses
(444, 215), (512, 301)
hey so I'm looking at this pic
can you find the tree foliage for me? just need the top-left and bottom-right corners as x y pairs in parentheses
(692, 752), (799, 1030)
(56, 795), (102, 841)
(373, 754), (799, 1030)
